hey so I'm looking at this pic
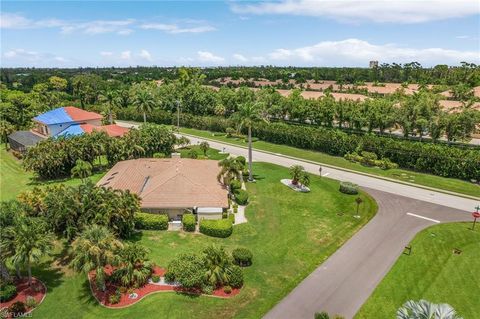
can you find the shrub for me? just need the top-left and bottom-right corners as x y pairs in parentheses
(223, 285), (232, 294)
(244, 137), (259, 143)
(182, 213), (196, 232)
(225, 127), (236, 137)
(199, 219), (233, 238)
(233, 204), (238, 214)
(228, 213), (235, 224)
(8, 301), (26, 315)
(360, 151), (378, 166)
(315, 312), (330, 319)
(235, 156), (246, 166)
(153, 152), (166, 158)
(134, 212), (169, 230)
(377, 158), (398, 170)
(339, 181), (359, 195)
(0, 284), (17, 302)
(119, 286), (127, 293)
(188, 149), (198, 159)
(228, 265), (244, 288)
(109, 293), (120, 304)
(151, 275), (160, 283)
(234, 189), (249, 205)
(25, 296), (37, 308)
(232, 248), (253, 267)
(229, 180), (242, 192)
(165, 253), (205, 288)
(202, 284), (214, 295)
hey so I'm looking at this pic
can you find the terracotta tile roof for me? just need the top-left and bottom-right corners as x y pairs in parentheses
(97, 158), (229, 209)
(80, 124), (130, 137)
(63, 106), (103, 122)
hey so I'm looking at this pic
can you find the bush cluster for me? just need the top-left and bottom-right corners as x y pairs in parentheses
(345, 151), (399, 170)
(182, 213), (196, 232)
(8, 301), (26, 315)
(339, 181), (359, 195)
(0, 283), (17, 302)
(229, 180), (242, 192)
(232, 248), (253, 267)
(117, 108), (480, 181)
(234, 189), (249, 205)
(151, 275), (160, 283)
(134, 212), (169, 230)
(228, 265), (244, 288)
(199, 219), (233, 238)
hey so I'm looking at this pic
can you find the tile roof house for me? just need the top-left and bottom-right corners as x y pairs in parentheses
(8, 106), (129, 152)
(97, 157), (229, 221)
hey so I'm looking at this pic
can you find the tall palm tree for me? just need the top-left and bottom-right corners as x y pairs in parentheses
(231, 102), (264, 182)
(71, 225), (123, 292)
(397, 300), (463, 319)
(100, 89), (117, 124)
(12, 217), (54, 286)
(203, 245), (231, 287)
(133, 89), (156, 124)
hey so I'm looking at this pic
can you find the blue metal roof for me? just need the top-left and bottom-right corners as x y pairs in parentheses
(33, 107), (73, 125)
(54, 124), (85, 138)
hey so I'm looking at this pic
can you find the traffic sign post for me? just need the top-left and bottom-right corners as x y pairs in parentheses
(472, 211), (480, 231)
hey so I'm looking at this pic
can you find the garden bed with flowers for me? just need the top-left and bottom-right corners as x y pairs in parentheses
(0, 277), (46, 318)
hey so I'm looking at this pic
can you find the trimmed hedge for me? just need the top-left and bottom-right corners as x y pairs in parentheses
(232, 248), (253, 267)
(182, 213), (196, 232)
(234, 189), (249, 205)
(228, 265), (244, 288)
(229, 180), (242, 192)
(339, 181), (359, 195)
(0, 284), (17, 302)
(199, 219), (233, 238)
(134, 212), (169, 230)
(117, 108), (480, 181)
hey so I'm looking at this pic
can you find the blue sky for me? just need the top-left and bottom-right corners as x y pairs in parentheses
(1, 0), (479, 67)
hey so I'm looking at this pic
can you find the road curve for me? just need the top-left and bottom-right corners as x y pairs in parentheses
(263, 188), (471, 319)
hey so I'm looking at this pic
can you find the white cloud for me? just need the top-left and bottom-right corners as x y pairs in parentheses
(100, 51), (114, 57)
(197, 51), (225, 64)
(261, 38), (480, 66)
(139, 49), (153, 61)
(60, 19), (135, 35)
(456, 35), (470, 39)
(120, 51), (132, 60)
(233, 53), (248, 62)
(231, 0), (480, 23)
(3, 48), (69, 66)
(140, 23), (215, 34)
(3, 48), (40, 60)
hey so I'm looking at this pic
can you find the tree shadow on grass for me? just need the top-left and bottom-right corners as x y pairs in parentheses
(79, 278), (102, 306)
(127, 231), (144, 243)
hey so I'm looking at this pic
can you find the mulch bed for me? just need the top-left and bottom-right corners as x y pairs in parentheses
(89, 265), (240, 308)
(0, 277), (46, 315)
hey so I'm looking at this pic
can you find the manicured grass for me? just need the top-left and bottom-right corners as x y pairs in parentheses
(176, 144), (229, 160)
(31, 162), (377, 319)
(179, 127), (480, 198)
(0, 148), (105, 201)
(356, 222), (480, 319)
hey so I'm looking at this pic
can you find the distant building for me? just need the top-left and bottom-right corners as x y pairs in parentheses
(369, 60), (379, 68)
(8, 106), (129, 152)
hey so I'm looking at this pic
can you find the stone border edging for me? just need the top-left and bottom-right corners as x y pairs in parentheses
(0, 277), (47, 316)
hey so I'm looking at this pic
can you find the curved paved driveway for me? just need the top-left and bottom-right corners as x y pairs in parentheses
(263, 189), (471, 319)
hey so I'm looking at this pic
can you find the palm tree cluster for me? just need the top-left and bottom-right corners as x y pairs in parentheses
(289, 165), (310, 187)
(397, 300), (463, 319)
(17, 181), (140, 240)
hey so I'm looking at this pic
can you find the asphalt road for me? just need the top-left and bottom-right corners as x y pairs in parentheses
(117, 121), (478, 318)
(263, 188), (471, 319)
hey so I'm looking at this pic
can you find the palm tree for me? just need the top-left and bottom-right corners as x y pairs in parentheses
(112, 243), (152, 287)
(199, 141), (210, 156)
(397, 300), (463, 319)
(290, 165), (304, 185)
(71, 159), (93, 183)
(133, 89), (156, 124)
(100, 89), (117, 124)
(217, 157), (242, 186)
(12, 217), (54, 286)
(231, 102), (264, 182)
(203, 245), (232, 287)
(71, 225), (123, 292)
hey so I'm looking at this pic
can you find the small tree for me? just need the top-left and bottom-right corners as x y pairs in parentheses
(397, 299), (462, 319)
(290, 165), (310, 187)
(203, 245), (232, 287)
(355, 197), (363, 215)
(71, 159), (93, 183)
(199, 141), (210, 156)
(112, 243), (153, 287)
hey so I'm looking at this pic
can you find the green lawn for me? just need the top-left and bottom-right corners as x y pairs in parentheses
(31, 162), (377, 319)
(356, 222), (480, 319)
(0, 149), (105, 201)
(178, 127), (480, 198)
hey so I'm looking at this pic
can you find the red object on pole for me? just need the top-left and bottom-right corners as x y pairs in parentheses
(472, 212), (480, 230)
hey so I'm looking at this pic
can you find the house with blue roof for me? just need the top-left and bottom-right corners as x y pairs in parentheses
(8, 106), (128, 152)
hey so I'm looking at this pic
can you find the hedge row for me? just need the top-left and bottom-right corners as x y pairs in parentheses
(199, 219), (233, 238)
(339, 181), (359, 195)
(117, 108), (480, 181)
(234, 189), (249, 205)
(182, 213), (196, 232)
(134, 212), (169, 230)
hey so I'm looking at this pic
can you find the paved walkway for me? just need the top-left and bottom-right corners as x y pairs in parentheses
(264, 188), (471, 319)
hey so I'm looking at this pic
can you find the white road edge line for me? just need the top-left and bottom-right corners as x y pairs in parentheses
(406, 212), (440, 223)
